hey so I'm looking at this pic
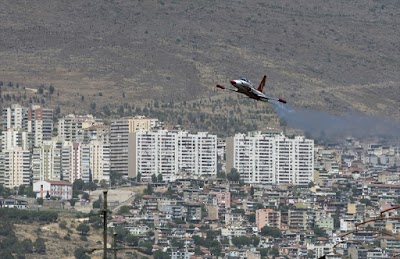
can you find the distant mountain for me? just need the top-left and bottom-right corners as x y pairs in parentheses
(0, 0), (399, 119)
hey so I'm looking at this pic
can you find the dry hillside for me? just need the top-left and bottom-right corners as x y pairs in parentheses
(0, 0), (399, 120)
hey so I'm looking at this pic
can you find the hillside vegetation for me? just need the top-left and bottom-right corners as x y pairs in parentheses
(0, 0), (399, 122)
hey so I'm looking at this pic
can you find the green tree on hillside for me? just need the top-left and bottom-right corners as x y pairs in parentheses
(260, 226), (282, 238)
(76, 223), (90, 235)
(227, 168), (240, 182)
(34, 238), (46, 254)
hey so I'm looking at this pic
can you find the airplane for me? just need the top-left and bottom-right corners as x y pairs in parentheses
(216, 75), (287, 104)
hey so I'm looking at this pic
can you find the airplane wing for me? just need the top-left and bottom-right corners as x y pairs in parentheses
(250, 88), (287, 103)
(216, 84), (238, 92)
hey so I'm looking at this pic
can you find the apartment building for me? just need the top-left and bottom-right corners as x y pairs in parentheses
(58, 114), (99, 142)
(85, 125), (110, 144)
(288, 209), (308, 230)
(57, 142), (90, 183)
(1, 104), (28, 131)
(129, 130), (217, 181)
(110, 117), (155, 176)
(89, 140), (110, 183)
(226, 132), (314, 185)
(0, 148), (31, 188)
(256, 208), (282, 230)
(32, 140), (63, 182)
(2, 104), (53, 147)
(1, 129), (32, 150)
(29, 105), (53, 146)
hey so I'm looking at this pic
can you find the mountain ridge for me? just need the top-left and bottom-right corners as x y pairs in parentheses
(0, 0), (399, 120)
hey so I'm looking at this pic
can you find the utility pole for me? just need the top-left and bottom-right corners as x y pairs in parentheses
(113, 231), (117, 259)
(103, 190), (108, 259)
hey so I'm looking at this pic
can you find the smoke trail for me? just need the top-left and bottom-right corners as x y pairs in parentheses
(271, 101), (400, 141)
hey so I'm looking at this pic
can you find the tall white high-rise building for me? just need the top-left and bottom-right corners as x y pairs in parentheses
(32, 140), (63, 182)
(177, 131), (217, 177)
(1, 104), (28, 131)
(2, 104), (53, 147)
(58, 114), (100, 142)
(226, 132), (314, 185)
(129, 130), (217, 181)
(56, 142), (90, 183)
(0, 148), (31, 188)
(28, 105), (54, 147)
(1, 129), (32, 151)
(89, 141), (110, 183)
(110, 117), (155, 176)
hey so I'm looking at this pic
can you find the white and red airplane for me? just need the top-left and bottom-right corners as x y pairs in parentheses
(216, 75), (287, 104)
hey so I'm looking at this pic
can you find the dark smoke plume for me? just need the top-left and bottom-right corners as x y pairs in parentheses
(272, 101), (400, 141)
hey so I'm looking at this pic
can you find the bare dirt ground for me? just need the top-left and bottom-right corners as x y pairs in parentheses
(74, 186), (145, 213)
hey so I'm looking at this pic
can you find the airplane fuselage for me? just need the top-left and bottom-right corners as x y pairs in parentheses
(230, 80), (266, 101)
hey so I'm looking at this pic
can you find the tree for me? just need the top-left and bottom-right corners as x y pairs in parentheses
(153, 250), (170, 259)
(260, 226), (282, 238)
(90, 103), (96, 114)
(76, 223), (90, 235)
(118, 205), (131, 214)
(126, 235), (139, 246)
(81, 192), (90, 201)
(248, 213), (256, 223)
(227, 168), (240, 182)
(258, 248), (269, 257)
(360, 198), (373, 207)
(270, 246), (279, 257)
(250, 186), (255, 198)
(110, 171), (124, 186)
(114, 226), (130, 242)
(74, 246), (90, 259)
(17, 185), (26, 196)
(151, 174), (157, 183)
(89, 214), (103, 229)
(102, 105), (111, 116)
(194, 246), (204, 255)
(49, 85), (55, 94)
(69, 199), (77, 207)
(143, 184), (153, 195)
(84, 181), (97, 191)
(216, 170), (226, 179)
(37, 198), (44, 205)
(170, 238), (184, 249)
(313, 226), (327, 238)
(20, 239), (33, 253)
(157, 173), (163, 183)
(73, 179), (85, 192)
(34, 238), (46, 254)
(136, 172), (142, 182)
(231, 236), (251, 248)
(59, 220), (67, 229)
(0, 250), (14, 259)
(138, 241), (153, 255)
(23, 185), (36, 198)
(92, 199), (101, 209)
(54, 106), (61, 116)
(0, 184), (11, 197)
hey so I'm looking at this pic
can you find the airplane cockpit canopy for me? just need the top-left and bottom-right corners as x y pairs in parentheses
(240, 77), (252, 84)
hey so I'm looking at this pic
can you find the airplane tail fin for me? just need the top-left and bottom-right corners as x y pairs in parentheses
(257, 75), (267, 92)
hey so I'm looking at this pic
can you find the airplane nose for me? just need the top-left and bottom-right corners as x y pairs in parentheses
(230, 80), (237, 85)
